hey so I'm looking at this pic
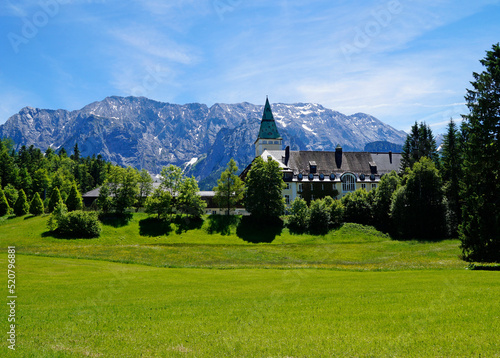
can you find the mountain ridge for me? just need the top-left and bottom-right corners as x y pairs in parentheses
(0, 96), (407, 189)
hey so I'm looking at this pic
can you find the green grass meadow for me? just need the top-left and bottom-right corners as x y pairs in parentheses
(1, 214), (499, 357)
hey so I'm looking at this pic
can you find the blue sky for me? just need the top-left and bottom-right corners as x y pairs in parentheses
(1, 0), (499, 133)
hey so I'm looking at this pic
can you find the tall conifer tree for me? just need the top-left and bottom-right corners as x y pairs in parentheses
(460, 43), (500, 262)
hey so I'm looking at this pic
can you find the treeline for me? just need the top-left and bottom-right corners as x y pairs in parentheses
(287, 43), (500, 264)
(0, 142), (111, 216)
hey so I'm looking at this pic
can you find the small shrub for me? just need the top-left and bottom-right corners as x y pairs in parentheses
(14, 189), (29, 216)
(57, 211), (101, 238)
(48, 187), (62, 212)
(330, 199), (344, 227)
(29, 192), (45, 216)
(308, 199), (330, 235)
(66, 182), (83, 211)
(288, 197), (309, 232)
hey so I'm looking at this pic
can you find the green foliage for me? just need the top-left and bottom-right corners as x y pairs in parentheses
(460, 43), (500, 262)
(160, 165), (184, 193)
(47, 200), (68, 231)
(65, 181), (83, 211)
(96, 182), (113, 213)
(136, 169), (153, 210)
(245, 156), (285, 220)
(327, 197), (344, 228)
(341, 189), (372, 225)
(213, 158), (245, 215)
(288, 197), (309, 232)
(32, 168), (51, 196)
(401, 121), (439, 171)
(29, 192), (44, 216)
(0, 189), (10, 216)
(372, 171), (400, 232)
(177, 177), (207, 219)
(3, 184), (18, 208)
(441, 119), (463, 237)
(114, 167), (139, 214)
(308, 198), (330, 234)
(145, 189), (173, 220)
(391, 158), (446, 240)
(0, 145), (18, 188)
(48, 187), (62, 213)
(19, 167), (32, 198)
(13, 189), (29, 216)
(57, 210), (101, 238)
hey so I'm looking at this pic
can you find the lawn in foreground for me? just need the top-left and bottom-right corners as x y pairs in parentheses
(3, 255), (499, 357)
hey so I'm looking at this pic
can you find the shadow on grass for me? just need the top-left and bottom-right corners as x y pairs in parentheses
(139, 217), (173, 237)
(206, 215), (241, 235)
(173, 215), (204, 234)
(468, 264), (500, 271)
(99, 213), (133, 228)
(41, 230), (96, 240)
(236, 216), (283, 243)
(23, 215), (37, 220)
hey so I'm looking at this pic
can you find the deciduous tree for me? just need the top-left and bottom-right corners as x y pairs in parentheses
(244, 156), (285, 221)
(213, 158), (245, 215)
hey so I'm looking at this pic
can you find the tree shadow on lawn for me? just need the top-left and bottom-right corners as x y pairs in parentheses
(138, 217), (173, 237)
(468, 264), (500, 271)
(41, 230), (96, 240)
(206, 215), (241, 235)
(173, 215), (203, 234)
(236, 216), (283, 243)
(99, 213), (133, 228)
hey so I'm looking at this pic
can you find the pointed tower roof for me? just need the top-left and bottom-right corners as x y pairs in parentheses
(257, 97), (282, 140)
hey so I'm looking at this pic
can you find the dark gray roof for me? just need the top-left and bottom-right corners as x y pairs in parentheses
(287, 150), (400, 175)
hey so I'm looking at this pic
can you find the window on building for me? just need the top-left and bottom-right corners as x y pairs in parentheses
(342, 173), (356, 193)
(310, 184), (313, 191)
(361, 183), (366, 189)
(274, 141), (279, 144)
(298, 183), (303, 192)
(321, 184), (324, 191)
(311, 194), (315, 201)
(285, 183), (290, 190)
(333, 183), (337, 190)
(262, 140), (267, 144)
(372, 184), (377, 189)
(285, 195), (290, 205)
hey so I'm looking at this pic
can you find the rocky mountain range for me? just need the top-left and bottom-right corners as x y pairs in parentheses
(0, 96), (407, 189)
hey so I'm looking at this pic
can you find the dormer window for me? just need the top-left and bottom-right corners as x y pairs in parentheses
(309, 161), (317, 174)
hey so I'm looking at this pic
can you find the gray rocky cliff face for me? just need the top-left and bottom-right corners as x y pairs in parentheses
(0, 96), (407, 189)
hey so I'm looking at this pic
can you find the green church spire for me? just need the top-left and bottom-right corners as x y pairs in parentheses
(257, 97), (282, 139)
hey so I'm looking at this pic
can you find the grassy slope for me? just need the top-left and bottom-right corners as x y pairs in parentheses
(0, 213), (464, 270)
(2, 214), (498, 357)
(1, 255), (498, 357)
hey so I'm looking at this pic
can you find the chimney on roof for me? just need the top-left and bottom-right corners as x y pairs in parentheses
(389, 151), (393, 164)
(335, 145), (343, 169)
(284, 146), (290, 166)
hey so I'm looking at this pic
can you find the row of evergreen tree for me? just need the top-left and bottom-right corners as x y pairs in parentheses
(0, 141), (109, 217)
